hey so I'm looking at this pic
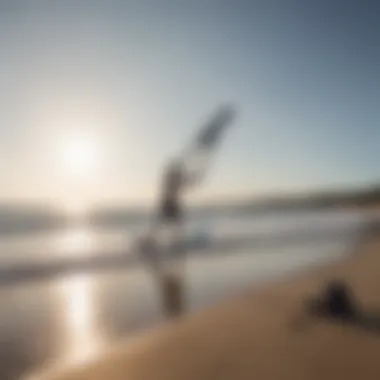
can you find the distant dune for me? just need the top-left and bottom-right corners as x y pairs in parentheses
(0, 204), (68, 235)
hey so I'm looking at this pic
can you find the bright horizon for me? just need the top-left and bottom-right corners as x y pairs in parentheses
(1, 2), (379, 212)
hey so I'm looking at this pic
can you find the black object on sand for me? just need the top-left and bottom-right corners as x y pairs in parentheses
(292, 280), (359, 331)
(306, 280), (358, 321)
(296, 280), (380, 334)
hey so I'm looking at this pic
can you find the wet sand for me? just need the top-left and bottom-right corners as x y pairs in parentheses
(35, 234), (380, 380)
(0, 238), (350, 380)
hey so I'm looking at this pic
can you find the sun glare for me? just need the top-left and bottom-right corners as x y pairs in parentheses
(60, 134), (100, 176)
(62, 199), (88, 216)
(55, 132), (103, 215)
(59, 275), (101, 363)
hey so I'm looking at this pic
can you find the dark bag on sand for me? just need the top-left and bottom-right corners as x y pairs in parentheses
(308, 281), (357, 320)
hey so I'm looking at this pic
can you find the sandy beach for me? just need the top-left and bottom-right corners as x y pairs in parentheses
(31, 230), (380, 380)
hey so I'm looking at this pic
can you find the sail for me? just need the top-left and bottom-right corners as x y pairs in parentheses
(194, 104), (236, 150)
(182, 104), (236, 185)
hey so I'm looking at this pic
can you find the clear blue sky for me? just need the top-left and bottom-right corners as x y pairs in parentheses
(0, 1), (379, 208)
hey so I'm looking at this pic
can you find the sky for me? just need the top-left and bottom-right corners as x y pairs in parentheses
(0, 0), (379, 210)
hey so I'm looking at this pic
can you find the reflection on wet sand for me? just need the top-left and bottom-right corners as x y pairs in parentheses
(0, 237), (352, 380)
(58, 275), (102, 364)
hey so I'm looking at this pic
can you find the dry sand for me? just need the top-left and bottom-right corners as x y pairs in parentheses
(32, 235), (380, 380)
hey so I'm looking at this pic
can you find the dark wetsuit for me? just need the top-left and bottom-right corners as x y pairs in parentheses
(159, 163), (184, 224)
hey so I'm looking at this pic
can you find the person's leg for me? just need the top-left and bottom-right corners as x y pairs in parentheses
(159, 267), (185, 318)
(158, 216), (187, 318)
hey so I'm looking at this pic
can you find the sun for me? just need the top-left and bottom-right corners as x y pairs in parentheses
(55, 132), (102, 215)
(60, 134), (100, 177)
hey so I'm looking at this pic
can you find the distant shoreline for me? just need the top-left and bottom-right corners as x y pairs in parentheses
(1, 185), (379, 236)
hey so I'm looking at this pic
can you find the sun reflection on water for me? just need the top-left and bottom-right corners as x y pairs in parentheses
(58, 274), (102, 364)
(55, 227), (95, 257)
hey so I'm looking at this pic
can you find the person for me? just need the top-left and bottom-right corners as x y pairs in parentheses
(158, 159), (186, 227)
(140, 105), (235, 317)
(138, 155), (206, 268)
(154, 104), (235, 237)
(155, 156), (204, 228)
